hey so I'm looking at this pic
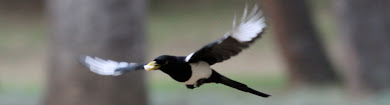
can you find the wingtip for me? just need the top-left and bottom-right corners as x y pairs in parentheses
(240, 3), (249, 23)
(79, 55), (89, 65)
(232, 12), (237, 29)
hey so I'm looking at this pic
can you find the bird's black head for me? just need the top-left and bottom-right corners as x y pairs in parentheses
(154, 55), (178, 64)
(144, 55), (178, 71)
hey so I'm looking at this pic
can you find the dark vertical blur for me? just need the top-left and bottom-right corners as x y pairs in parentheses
(333, 0), (390, 95)
(0, 0), (43, 14)
(44, 0), (147, 105)
(260, 0), (340, 86)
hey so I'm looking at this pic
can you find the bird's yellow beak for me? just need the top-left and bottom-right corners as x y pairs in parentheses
(144, 61), (160, 71)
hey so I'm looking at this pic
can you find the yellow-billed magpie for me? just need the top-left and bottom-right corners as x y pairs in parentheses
(80, 4), (270, 98)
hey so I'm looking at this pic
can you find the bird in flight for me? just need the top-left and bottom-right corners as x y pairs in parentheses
(80, 4), (270, 98)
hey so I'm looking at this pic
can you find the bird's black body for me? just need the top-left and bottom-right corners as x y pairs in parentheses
(151, 55), (270, 97)
(80, 4), (271, 98)
(154, 55), (192, 82)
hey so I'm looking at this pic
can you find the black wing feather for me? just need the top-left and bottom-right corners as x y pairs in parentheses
(186, 5), (266, 65)
(115, 63), (145, 73)
(187, 31), (264, 65)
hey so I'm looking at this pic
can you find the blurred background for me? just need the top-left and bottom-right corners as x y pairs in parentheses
(1, 0), (389, 105)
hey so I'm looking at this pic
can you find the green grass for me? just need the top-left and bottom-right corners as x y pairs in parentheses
(0, 73), (284, 105)
(0, 82), (43, 105)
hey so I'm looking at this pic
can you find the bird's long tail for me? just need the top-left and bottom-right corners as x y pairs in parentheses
(210, 70), (270, 98)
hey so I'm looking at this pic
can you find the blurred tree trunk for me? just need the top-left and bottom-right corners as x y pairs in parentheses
(260, 0), (339, 86)
(44, 0), (147, 105)
(0, 0), (43, 13)
(332, 0), (390, 94)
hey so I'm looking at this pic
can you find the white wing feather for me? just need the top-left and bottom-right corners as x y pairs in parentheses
(84, 56), (132, 76)
(231, 5), (266, 42)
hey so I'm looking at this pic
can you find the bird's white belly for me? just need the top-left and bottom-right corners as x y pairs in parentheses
(182, 61), (212, 85)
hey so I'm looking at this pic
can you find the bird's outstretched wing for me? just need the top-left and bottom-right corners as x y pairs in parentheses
(79, 56), (145, 76)
(185, 4), (266, 65)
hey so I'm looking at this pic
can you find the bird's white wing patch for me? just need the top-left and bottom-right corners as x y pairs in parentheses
(231, 5), (266, 42)
(183, 61), (212, 85)
(185, 52), (195, 62)
(83, 56), (131, 76)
